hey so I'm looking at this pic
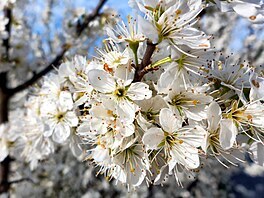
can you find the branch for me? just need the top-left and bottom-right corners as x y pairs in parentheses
(2, 7), (12, 59)
(0, 7), (13, 194)
(76, 0), (107, 36)
(8, 0), (108, 95)
(133, 40), (157, 82)
(8, 45), (69, 95)
(8, 177), (34, 185)
(0, 156), (11, 194)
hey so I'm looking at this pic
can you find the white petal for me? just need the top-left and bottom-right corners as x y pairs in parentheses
(250, 142), (264, 166)
(170, 143), (200, 169)
(219, 119), (237, 150)
(136, 112), (152, 131)
(126, 164), (146, 186)
(87, 69), (116, 93)
(233, 3), (258, 18)
(159, 108), (182, 133)
(70, 134), (83, 158)
(171, 28), (210, 49)
(207, 102), (221, 132)
(43, 128), (53, 137)
(59, 91), (73, 110)
(114, 64), (135, 84)
(120, 122), (135, 137)
(138, 15), (159, 43)
(90, 104), (112, 119)
(178, 125), (207, 148)
(116, 99), (138, 121)
(154, 165), (169, 185)
(64, 111), (78, 127)
(127, 82), (152, 100)
(157, 65), (177, 92)
(90, 118), (108, 134)
(52, 124), (71, 143)
(185, 105), (207, 121)
(142, 127), (164, 149)
(201, 132), (209, 153)
(77, 121), (96, 138)
(92, 145), (110, 163)
(168, 159), (177, 173)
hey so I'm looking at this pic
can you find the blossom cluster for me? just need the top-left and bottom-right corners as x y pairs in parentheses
(1, 0), (264, 190)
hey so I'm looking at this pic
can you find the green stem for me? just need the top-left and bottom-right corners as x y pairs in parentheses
(129, 41), (139, 67)
(151, 57), (172, 68)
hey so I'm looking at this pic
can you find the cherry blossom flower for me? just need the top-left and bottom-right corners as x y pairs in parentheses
(87, 68), (152, 121)
(41, 102), (78, 143)
(131, 0), (210, 50)
(143, 108), (205, 170)
(163, 78), (213, 121)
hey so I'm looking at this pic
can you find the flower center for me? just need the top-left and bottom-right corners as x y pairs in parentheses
(113, 87), (126, 99)
(170, 94), (198, 107)
(55, 113), (65, 122)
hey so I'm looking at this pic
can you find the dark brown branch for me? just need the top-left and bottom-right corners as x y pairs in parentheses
(0, 159), (30, 194)
(0, 6), (13, 195)
(9, 0), (108, 95)
(0, 157), (11, 194)
(2, 8), (12, 60)
(133, 40), (157, 82)
(141, 40), (157, 69)
(76, 0), (107, 36)
(8, 45), (69, 95)
(0, 73), (9, 122)
(0, 87), (10, 194)
(8, 177), (34, 185)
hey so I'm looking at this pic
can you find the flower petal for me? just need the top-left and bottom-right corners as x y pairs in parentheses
(250, 142), (264, 166)
(219, 119), (237, 150)
(207, 102), (221, 132)
(142, 127), (164, 149)
(159, 108), (182, 133)
(88, 69), (116, 93)
(127, 82), (152, 100)
(52, 124), (71, 143)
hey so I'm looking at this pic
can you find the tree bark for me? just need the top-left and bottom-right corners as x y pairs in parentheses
(0, 73), (10, 194)
(0, 6), (12, 194)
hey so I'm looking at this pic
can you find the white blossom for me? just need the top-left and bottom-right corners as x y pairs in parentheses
(88, 68), (152, 121)
(143, 108), (205, 170)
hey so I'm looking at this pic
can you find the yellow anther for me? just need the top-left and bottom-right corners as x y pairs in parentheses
(249, 16), (256, 20)
(247, 114), (253, 121)
(192, 100), (199, 105)
(175, 9), (182, 15)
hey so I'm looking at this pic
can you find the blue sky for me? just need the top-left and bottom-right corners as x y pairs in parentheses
(74, 0), (132, 16)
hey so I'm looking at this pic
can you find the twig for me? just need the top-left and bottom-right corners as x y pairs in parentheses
(76, 0), (107, 36)
(133, 40), (157, 82)
(2, 8), (12, 59)
(8, 45), (69, 95)
(8, 178), (34, 185)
